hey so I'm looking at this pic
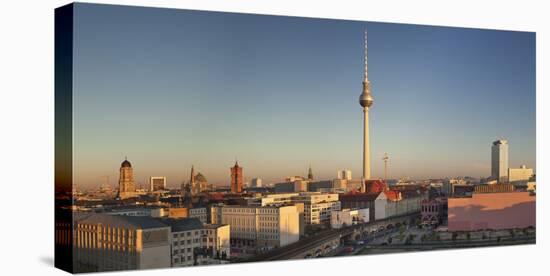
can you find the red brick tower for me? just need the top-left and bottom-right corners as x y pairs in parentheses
(230, 161), (243, 193)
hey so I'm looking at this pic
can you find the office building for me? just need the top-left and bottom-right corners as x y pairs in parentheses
(165, 218), (230, 267)
(508, 165), (534, 183)
(74, 213), (171, 272)
(212, 204), (300, 250)
(337, 169), (352, 180)
(250, 178), (262, 188)
(291, 192), (341, 224)
(330, 208), (369, 229)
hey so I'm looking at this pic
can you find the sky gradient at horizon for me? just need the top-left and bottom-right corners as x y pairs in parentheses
(72, 3), (536, 189)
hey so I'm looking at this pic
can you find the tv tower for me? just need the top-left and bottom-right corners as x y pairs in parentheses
(359, 29), (374, 180)
(382, 153), (389, 181)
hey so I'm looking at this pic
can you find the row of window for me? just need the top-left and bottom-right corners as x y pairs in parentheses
(173, 239), (200, 246)
(173, 255), (193, 263)
(173, 247), (193, 254)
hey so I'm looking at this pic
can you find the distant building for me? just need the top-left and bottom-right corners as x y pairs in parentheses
(448, 191), (536, 231)
(150, 176), (167, 191)
(421, 198), (447, 226)
(118, 158), (136, 199)
(376, 189), (428, 220)
(294, 180), (308, 192)
(491, 139), (509, 183)
(443, 178), (468, 196)
(285, 176), (305, 182)
(337, 169), (352, 180)
(274, 181), (295, 193)
(105, 207), (158, 217)
(339, 192), (385, 222)
(244, 193), (307, 236)
(189, 207), (208, 224)
(166, 207), (188, 218)
(74, 213), (171, 272)
(274, 180), (309, 193)
(188, 166), (211, 195)
(330, 208), (369, 229)
(230, 161), (243, 193)
(250, 178), (262, 188)
(474, 184), (515, 194)
(307, 180), (333, 192)
(509, 165), (534, 183)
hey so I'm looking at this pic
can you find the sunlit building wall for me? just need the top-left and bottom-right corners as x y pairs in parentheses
(73, 213), (171, 273)
(448, 191), (536, 231)
(217, 205), (299, 249)
(508, 165), (534, 183)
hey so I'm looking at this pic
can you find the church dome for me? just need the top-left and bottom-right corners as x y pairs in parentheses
(121, 159), (132, 168)
(195, 172), (207, 183)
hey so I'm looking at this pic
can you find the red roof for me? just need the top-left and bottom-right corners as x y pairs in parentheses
(384, 190), (401, 201)
(366, 179), (387, 194)
(340, 192), (382, 202)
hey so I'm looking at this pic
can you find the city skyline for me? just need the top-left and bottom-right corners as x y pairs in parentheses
(72, 4), (535, 189)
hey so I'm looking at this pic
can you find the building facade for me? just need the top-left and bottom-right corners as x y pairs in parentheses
(376, 190), (428, 220)
(150, 176), (167, 192)
(166, 218), (230, 267)
(337, 169), (352, 180)
(189, 207), (208, 224)
(508, 165), (534, 183)
(291, 192), (341, 224)
(250, 178), (262, 188)
(212, 205), (300, 250)
(330, 208), (369, 229)
(74, 213), (171, 273)
(420, 197), (447, 226)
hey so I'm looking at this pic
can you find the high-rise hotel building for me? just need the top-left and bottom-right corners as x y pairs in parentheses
(491, 140), (509, 183)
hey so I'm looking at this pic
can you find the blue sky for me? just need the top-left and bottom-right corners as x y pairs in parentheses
(72, 3), (535, 189)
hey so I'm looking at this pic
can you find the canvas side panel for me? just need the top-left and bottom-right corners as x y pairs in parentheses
(54, 3), (75, 274)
